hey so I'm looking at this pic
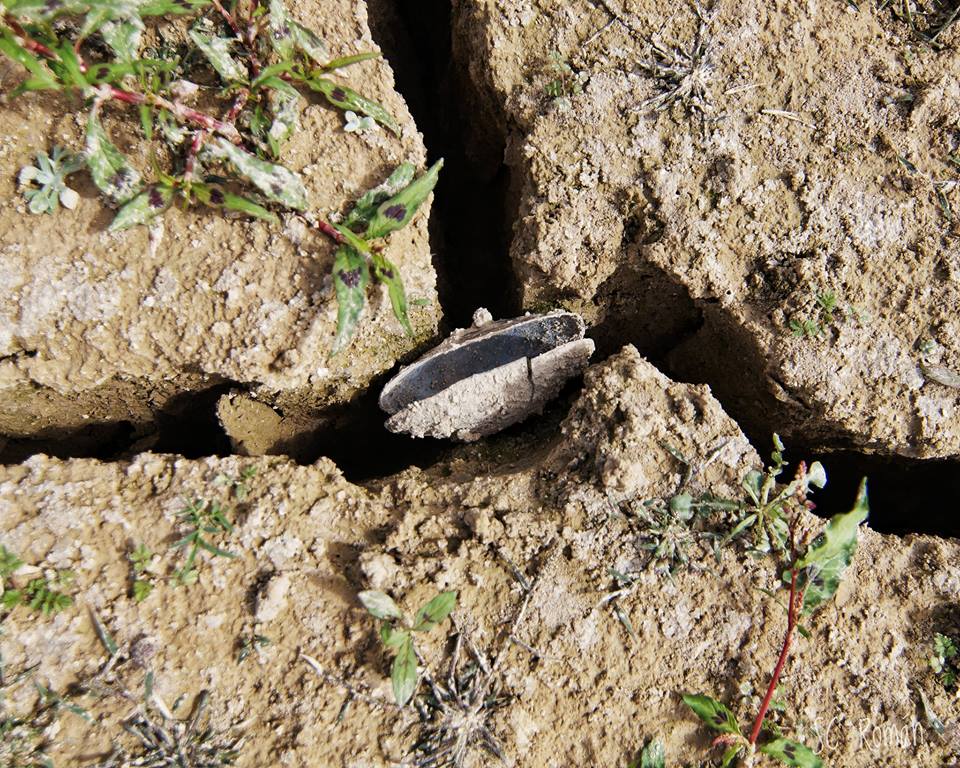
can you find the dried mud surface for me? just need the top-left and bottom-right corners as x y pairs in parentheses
(451, 0), (960, 458)
(0, 0), (440, 448)
(2, 348), (959, 767)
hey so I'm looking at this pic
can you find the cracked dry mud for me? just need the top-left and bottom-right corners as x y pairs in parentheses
(3, 0), (960, 767)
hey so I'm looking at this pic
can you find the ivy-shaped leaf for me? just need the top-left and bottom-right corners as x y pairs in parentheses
(792, 478), (869, 616)
(109, 183), (173, 230)
(188, 26), (247, 82)
(86, 112), (143, 203)
(306, 77), (399, 136)
(364, 159), (443, 239)
(759, 738), (823, 768)
(331, 244), (369, 354)
(343, 163), (416, 234)
(681, 694), (742, 736)
(391, 633), (417, 706)
(412, 591), (456, 632)
(210, 137), (308, 210)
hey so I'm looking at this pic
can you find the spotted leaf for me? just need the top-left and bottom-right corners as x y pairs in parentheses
(290, 21), (327, 64)
(364, 159), (443, 239)
(192, 182), (278, 224)
(759, 738), (823, 768)
(681, 694), (742, 736)
(267, 0), (295, 58)
(266, 83), (302, 156)
(343, 163), (416, 234)
(188, 26), (247, 83)
(109, 183), (173, 230)
(210, 137), (308, 210)
(331, 245), (369, 354)
(412, 591), (456, 632)
(792, 478), (868, 616)
(306, 77), (399, 136)
(86, 112), (143, 203)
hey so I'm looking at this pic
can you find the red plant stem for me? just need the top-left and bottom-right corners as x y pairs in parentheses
(183, 89), (248, 181)
(748, 568), (802, 746)
(316, 219), (346, 243)
(4, 16), (56, 58)
(105, 86), (241, 143)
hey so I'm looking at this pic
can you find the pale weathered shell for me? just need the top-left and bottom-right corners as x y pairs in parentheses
(380, 309), (594, 441)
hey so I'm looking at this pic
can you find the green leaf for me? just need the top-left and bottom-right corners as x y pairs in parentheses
(132, 579), (153, 602)
(139, 0), (210, 15)
(759, 738), (823, 768)
(358, 589), (403, 620)
(267, 0), (295, 58)
(86, 112), (143, 203)
(363, 159), (443, 239)
(0, 545), (24, 579)
(0, 29), (59, 93)
(681, 693), (742, 736)
(223, 192), (279, 223)
(306, 77), (399, 136)
(210, 137), (309, 210)
(636, 739), (665, 768)
(413, 590), (457, 632)
(48, 42), (89, 89)
(100, 18), (143, 60)
(108, 183), (174, 230)
(721, 745), (743, 767)
(86, 58), (174, 84)
(89, 608), (118, 655)
(380, 624), (409, 649)
(290, 21), (327, 64)
(2, 589), (23, 609)
(792, 478), (869, 616)
(343, 163), (416, 234)
(321, 51), (380, 72)
(391, 634), (417, 706)
(197, 538), (237, 558)
(373, 255), (412, 336)
(266, 85), (302, 156)
(331, 244), (369, 355)
(188, 26), (247, 82)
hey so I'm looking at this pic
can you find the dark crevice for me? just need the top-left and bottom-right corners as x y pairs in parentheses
(2, 2), (960, 544)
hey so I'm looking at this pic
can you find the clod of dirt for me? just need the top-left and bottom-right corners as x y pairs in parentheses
(379, 308), (594, 440)
(450, 0), (960, 459)
(0, 0), (440, 453)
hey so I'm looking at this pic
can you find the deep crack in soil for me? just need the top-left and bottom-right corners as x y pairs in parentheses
(1, 0), (958, 539)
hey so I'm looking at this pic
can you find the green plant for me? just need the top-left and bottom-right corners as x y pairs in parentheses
(543, 51), (580, 99)
(90, 689), (241, 767)
(129, 543), (155, 602)
(215, 466), (257, 501)
(682, 478), (869, 767)
(726, 435), (826, 555)
(17, 146), (85, 213)
(1, 561), (74, 616)
(237, 633), (270, 663)
(358, 588), (457, 706)
(1, 0), (397, 230)
(318, 160), (443, 353)
(788, 290), (850, 339)
(171, 499), (236, 586)
(930, 632), (959, 689)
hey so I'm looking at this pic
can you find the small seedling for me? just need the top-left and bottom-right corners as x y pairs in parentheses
(930, 632), (959, 689)
(543, 51), (581, 100)
(215, 466), (257, 500)
(358, 588), (457, 706)
(682, 478), (869, 767)
(2, 560), (74, 616)
(788, 289), (848, 339)
(171, 499), (237, 586)
(237, 633), (270, 663)
(319, 160), (443, 353)
(17, 146), (85, 213)
(129, 543), (155, 602)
